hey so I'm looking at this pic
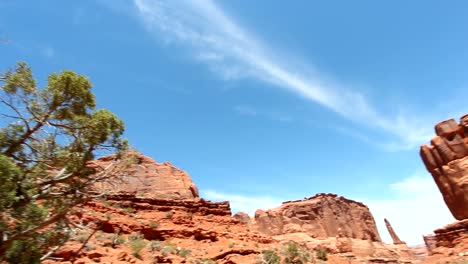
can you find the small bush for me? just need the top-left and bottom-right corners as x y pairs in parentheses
(228, 242), (235, 248)
(281, 241), (310, 264)
(178, 248), (191, 258)
(128, 231), (143, 241)
(111, 233), (126, 247)
(257, 249), (280, 264)
(315, 248), (328, 261)
(166, 212), (174, 219)
(130, 239), (147, 259)
(149, 239), (162, 252)
(149, 221), (160, 228)
(160, 241), (177, 256)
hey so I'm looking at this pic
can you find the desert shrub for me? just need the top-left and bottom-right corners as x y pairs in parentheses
(149, 240), (162, 252)
(160, 241), (177, 256)
(281, 241), (310, 264)
(315, 248), (328, 261)
(111, 233), (126, 247)
(128, 231), (143, 241)
(166, 212), (174, 219)
(122, 206), (135, 214)
(130, 238), (147, 259)
(149, 221), (160, 228)
(178, 248), (191, 258)
(257, 249), (280, 264)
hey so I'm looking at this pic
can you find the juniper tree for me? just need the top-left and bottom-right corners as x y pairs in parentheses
(0, 62), (129, 263)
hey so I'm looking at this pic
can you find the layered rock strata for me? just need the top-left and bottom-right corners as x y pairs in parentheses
(252, 193), (381, 241)
(420, 115), (468, 220)
(93, 151), (199, 200)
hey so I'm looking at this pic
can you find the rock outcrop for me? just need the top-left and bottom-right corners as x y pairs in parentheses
(384, 218), (406, 245)
(93, 151), (199, 200)
(47, 152), (275, 264)
(420, 115), (468, 220)
(251, 194), (415, 262)
(44, 152), (416, 264)
(252, 193), (381, 241)
(419, 114), (468, 263)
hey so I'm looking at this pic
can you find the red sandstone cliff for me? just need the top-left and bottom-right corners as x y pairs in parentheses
(252, 193), (381, 242)
(250, 194), (415, 262)
(420, 114), (468, 263)
(43, 152), (416, 263)
(93, 151), (199, 200)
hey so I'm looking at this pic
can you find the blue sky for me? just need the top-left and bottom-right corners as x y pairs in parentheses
(1, 0), (467, 245)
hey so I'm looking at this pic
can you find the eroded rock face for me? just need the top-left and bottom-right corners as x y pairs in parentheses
(422, 219), (468, 262)
(252, 193), (382, 242)
(93, 151), (199, 200)
(420, 115), (468, 220)
(385, 218), (406, 245)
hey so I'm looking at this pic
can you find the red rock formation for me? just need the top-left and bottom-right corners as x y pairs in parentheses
(93, 151), (199, 200)
(43, 153), (416, 263)
(252, 193), (381, 241)
(233, 212), (250, 224)
(251, 194), (415, 262)
(421, 219), (468, 263)
(419, 114), (468, 263)
(420, 115), (468, 220)
(384, 218), (406, 245)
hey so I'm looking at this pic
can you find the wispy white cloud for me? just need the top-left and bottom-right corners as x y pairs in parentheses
(362, 173), (454, 246)
(132, 0), (437, 150)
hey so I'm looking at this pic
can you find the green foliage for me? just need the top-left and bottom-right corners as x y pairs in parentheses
(111, 233), (126, 247)
(149, 239), (162, 252)
(315, 248), (328, 261)
(128, 231), (143, 241)
(0, 62), (129, 262)
(149, 221), (160, 228)
(165, 211), (174, 219)
(178, 248), (191, 258)
(160, 240), (177, 256)
(257, 249), (280, 264)
(130, 238), (147, 259)
(281, 241), (310, 264)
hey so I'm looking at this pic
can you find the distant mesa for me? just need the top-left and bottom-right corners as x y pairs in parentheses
(252, 193), (381, 242)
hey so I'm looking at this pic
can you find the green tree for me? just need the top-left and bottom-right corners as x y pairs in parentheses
(0, 62), (129, 263)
